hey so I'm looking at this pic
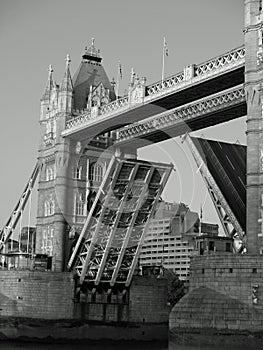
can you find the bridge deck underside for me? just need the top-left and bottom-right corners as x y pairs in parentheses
(192, 137), (246, 231)
(119, 100), (247, 148)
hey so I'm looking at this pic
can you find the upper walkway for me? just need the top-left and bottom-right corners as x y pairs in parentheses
(62, 45), (245, 141)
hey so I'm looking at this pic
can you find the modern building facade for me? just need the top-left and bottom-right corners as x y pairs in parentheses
(139, 201), (218, 282)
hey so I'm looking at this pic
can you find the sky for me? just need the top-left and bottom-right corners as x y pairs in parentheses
(0, 0), (245, 233)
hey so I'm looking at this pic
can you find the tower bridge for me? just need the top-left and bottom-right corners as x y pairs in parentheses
(0, 0), (263, 296)
(2, 0), (263, 343)
(63, 45), (245, 141)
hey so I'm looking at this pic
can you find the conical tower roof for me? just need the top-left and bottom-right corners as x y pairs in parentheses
(41, 64), (56, 101)
(72, 39), (115, 110)
(60, 54), (73, 92)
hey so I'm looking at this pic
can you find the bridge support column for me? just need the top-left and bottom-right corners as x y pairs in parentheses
(245, 0), (263, 253)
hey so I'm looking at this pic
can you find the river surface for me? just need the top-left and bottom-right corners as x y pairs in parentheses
(0, 342), (262, 350)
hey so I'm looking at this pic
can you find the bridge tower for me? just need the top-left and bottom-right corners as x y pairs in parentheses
(245, 0), (263, 253)
(36, 41), (116, 271)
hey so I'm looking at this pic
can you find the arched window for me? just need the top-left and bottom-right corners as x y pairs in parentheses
(89, 163), (103, 182)
(73, 166), (82, 180)
(46, 166), (55, 181)
(42, 226), (54, 256)
(44, 201), (50, 216)
(49, 200), (55, 215)
(44, 198), (55, 216)
(75, 193), (85, 216)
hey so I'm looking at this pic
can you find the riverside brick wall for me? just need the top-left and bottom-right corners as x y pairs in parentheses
(170, 254), (263, 335)
(0, 270), (75, 319)
(0, 271), (169, 325)
(129, 276), (170, 323)
(189, 254), (263, 307)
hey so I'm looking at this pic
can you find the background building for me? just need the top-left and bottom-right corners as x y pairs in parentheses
(139, 201), (218, 282)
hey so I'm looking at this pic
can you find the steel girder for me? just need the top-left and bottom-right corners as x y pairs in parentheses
(184, 134), (245, 251)
(67, 156), (173, 286)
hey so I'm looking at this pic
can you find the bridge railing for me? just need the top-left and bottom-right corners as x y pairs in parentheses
(65, 46), (245, 133)
(145, 45), (245, 96)
(65, 95), (129, 131)
(115, 84), (245, 143)
(195, 46), (245, 76)
(100, 95), (129, 114)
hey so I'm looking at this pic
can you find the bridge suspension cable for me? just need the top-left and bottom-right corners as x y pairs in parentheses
(0, 161), (40, 253)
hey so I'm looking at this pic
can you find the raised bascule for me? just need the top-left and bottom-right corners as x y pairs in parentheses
(1, 0), (263, 344)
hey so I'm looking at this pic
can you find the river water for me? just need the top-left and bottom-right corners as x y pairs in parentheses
(0, 342), (262, 350)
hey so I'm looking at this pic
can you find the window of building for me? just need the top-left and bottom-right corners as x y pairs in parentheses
(90, 163), (103, 182)
(75, 193), (85, 216)
(73, 166), (82, 180)
(209, 241), (215, 251)
(44, 198), (55, 216)
(46, 165), (55, 181)
(42, 226), (54, 256)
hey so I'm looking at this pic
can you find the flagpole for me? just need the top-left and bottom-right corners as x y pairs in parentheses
(116, 61), (120, 100)
(162, 37), (165, 84)
(199, 204), (203, 235)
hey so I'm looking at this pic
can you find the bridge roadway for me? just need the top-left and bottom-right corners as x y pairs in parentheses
(62, 46), (245, 143)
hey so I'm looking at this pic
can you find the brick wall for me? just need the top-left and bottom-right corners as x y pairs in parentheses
(170, 254), (263, 333)
(0, 270), (74, 319)
(129, 276), (170, 323)
(0, 271), (169, 325)
(189, 254), (263, 307)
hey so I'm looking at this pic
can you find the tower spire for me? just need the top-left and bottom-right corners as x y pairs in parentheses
(82, 38), (102, 63)
(60, 54), (73, 92)
(41, 64), (55, 100)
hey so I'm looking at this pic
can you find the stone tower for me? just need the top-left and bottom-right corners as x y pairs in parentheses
(245, 0), (263, 254)
(36, 40), (117, 271)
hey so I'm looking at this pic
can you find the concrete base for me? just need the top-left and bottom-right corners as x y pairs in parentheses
(169, 254), (263, 346)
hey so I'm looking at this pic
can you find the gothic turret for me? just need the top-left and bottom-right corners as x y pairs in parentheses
(41, 64), (55, 101)
(40, 65), (58, 120)
(72, 38), (116, 110)
(59, 54), (73, 113)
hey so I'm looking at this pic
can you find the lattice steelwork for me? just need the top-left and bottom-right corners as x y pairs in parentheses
(184, 134), (245, 251)
(116, 85), (245, 144)
(66, 96), (129, 131)
(0, 162), (40, 252)
(64, 46), (245, 134)
(146, 46), (245, 96)
(67, 156), (173, 286)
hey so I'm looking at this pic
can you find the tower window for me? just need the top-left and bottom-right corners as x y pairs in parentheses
(89, 163), (103, 182)
(46, 165), (55, 181)
(44, 198), (55, 216)
(75, 193), (85, 216)
(73, 166), (82, 180)
(42, 226), (54, 256)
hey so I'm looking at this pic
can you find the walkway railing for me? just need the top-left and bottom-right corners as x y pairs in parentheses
(146, 46), (245, 96)
(115, 84), (245, 143)
(65, 46), (245, 134)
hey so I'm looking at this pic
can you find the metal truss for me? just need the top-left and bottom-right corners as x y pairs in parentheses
(65, 96), (129, 131)
(0, 161), (40, 252)
(146, 46), (245, 95)
(64, 46), (245, 134)
(184, 134), (245, 250)
(116, 85), (245, 144)
(68, 156), (173, 286)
